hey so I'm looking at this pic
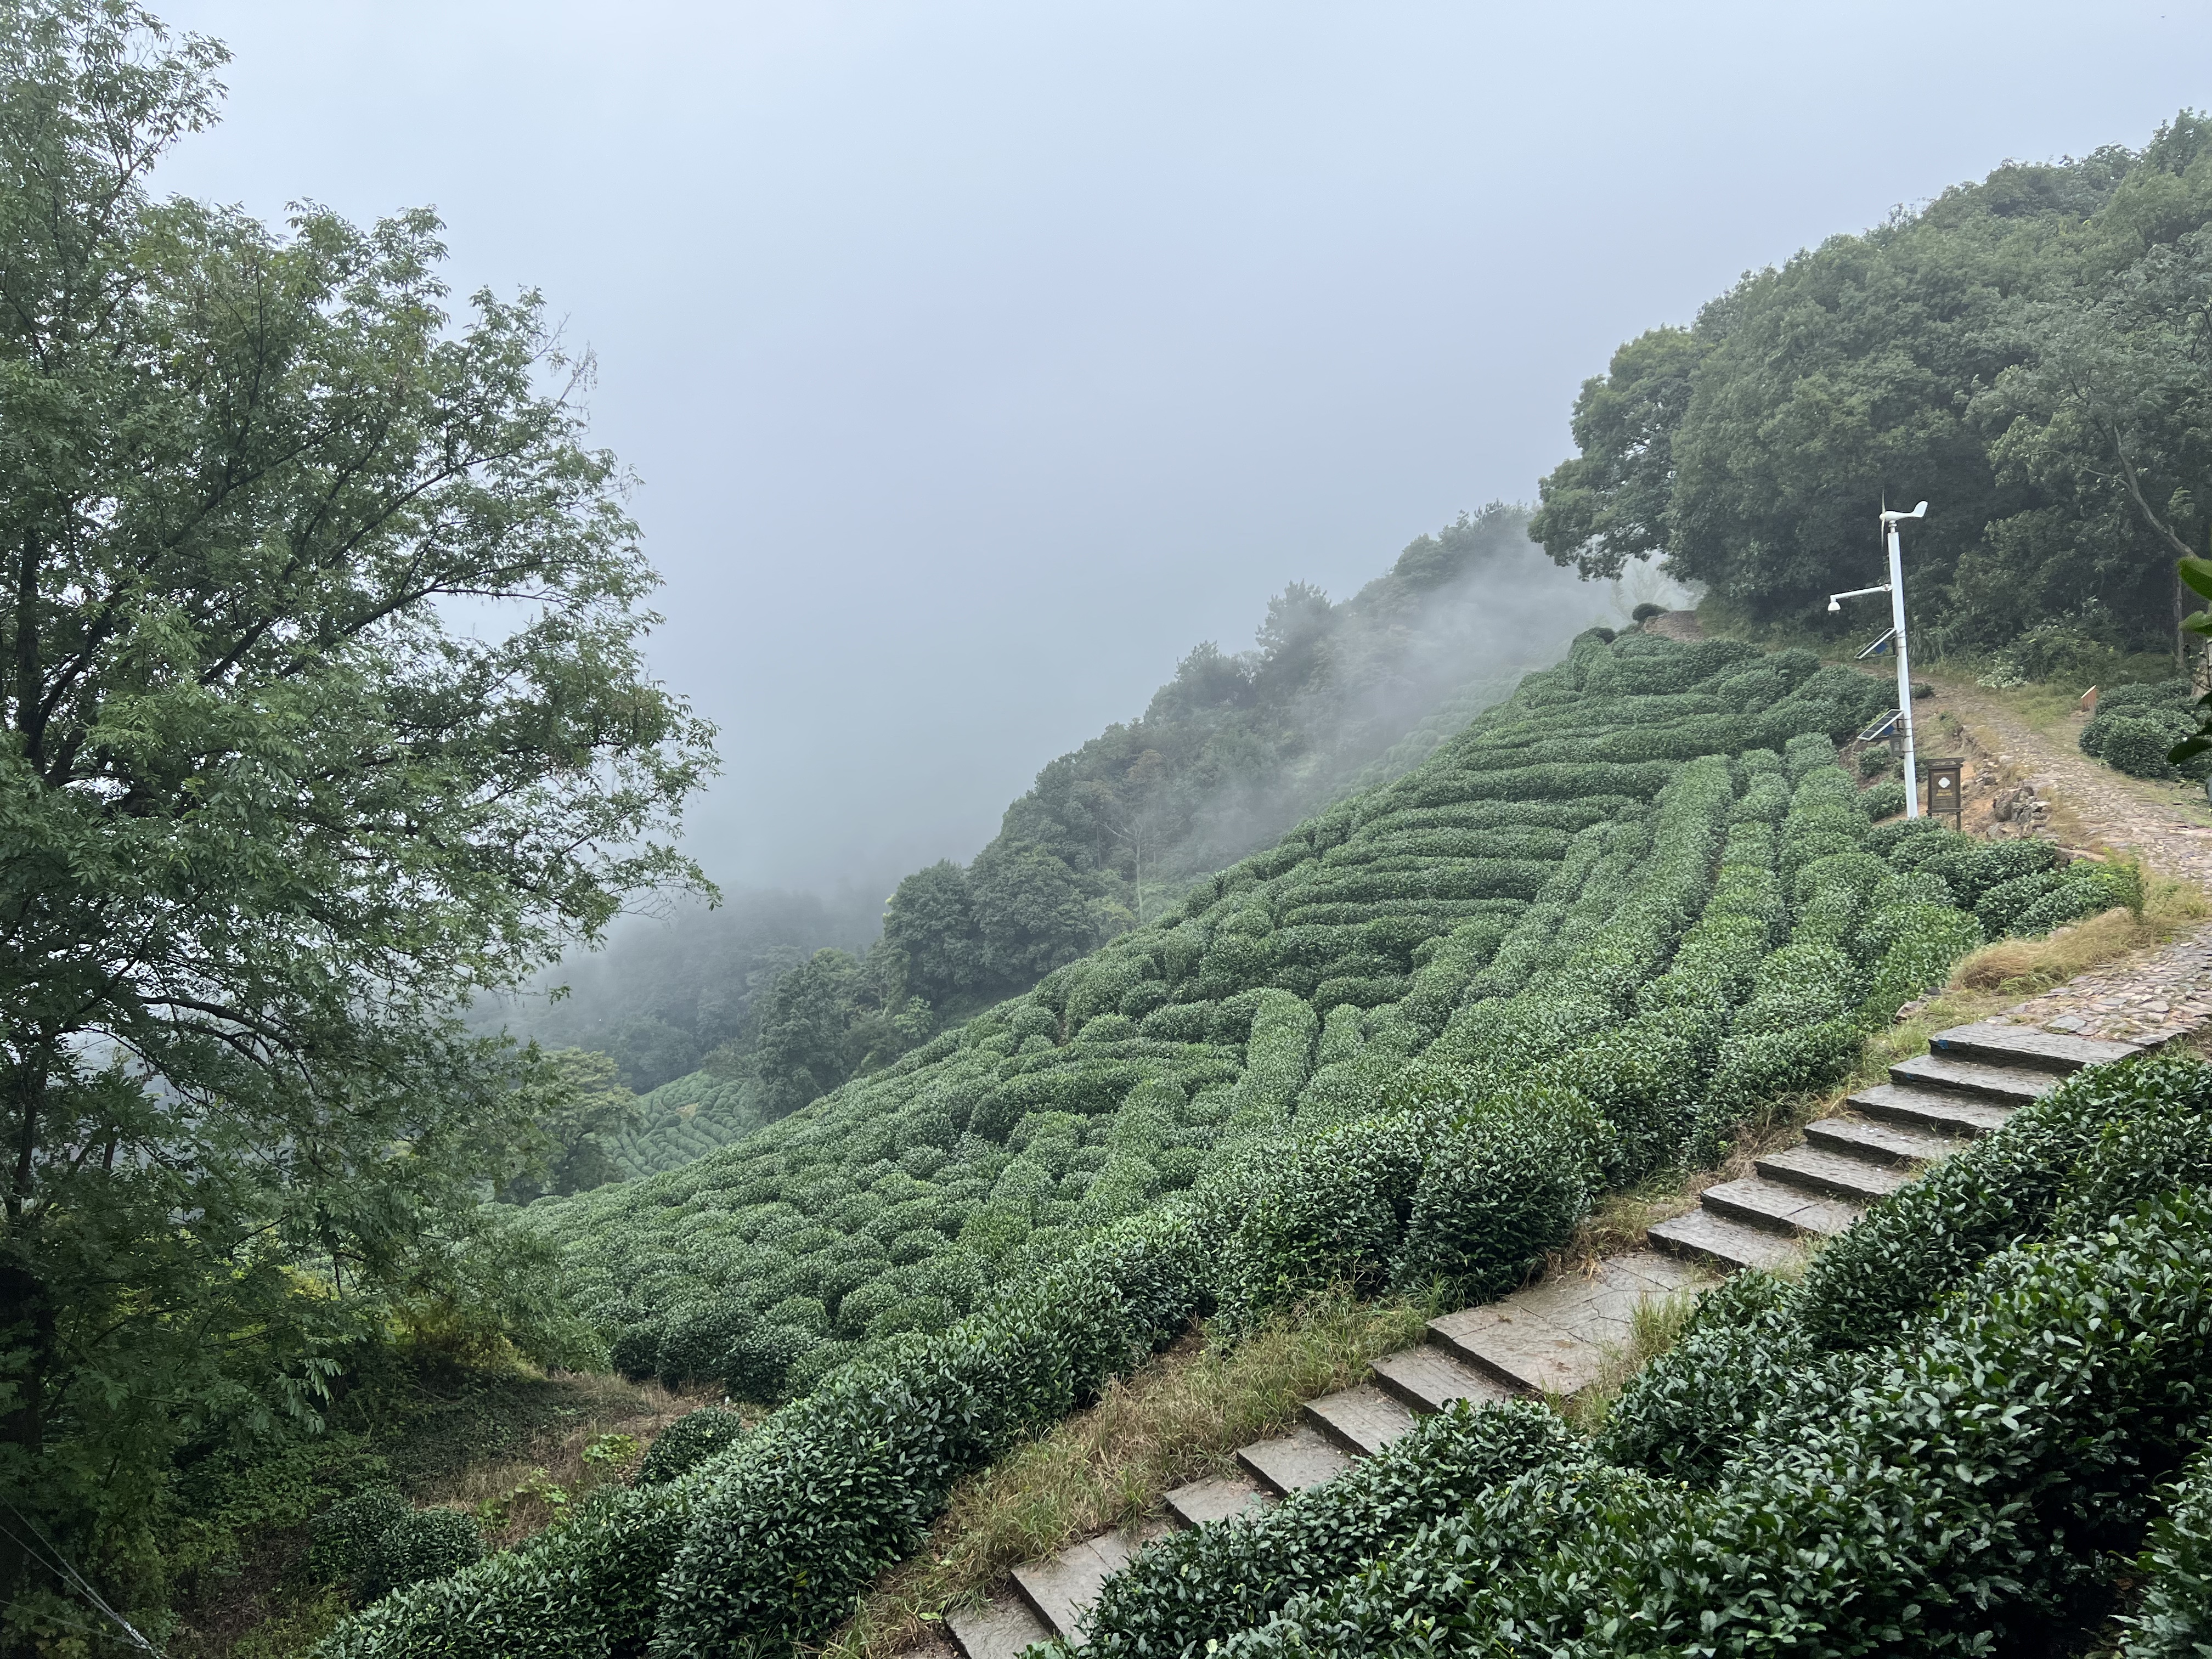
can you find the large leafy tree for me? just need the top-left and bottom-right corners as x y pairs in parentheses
(1532, 122), (2212, 651)
(1988, 226), (2212, 664)
(1529, 325), (1706, 580)
(0, 1), (712, 1641)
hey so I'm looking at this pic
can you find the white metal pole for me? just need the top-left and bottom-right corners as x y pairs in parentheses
(1887, 519), (1918, 819)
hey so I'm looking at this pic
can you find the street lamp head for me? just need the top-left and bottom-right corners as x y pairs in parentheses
(1827, 597), (1842, 613)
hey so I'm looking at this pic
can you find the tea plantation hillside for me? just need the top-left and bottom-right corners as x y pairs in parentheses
(322, 628), (2141, 1659)
(602, 1071), (766, 1180)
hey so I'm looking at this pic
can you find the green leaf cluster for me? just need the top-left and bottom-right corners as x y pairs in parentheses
(1534, 115), (2212, 667)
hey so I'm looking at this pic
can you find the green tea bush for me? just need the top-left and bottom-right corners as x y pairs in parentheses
(646, 1210), (1204, 1658)
(323, 631), (2016, 1659)
(2012, 860), (2142, 935)
(1593, 1268), (1809, 1485)
(1387, 1086), (1607, 1301)
(1794, 1055), (2212, 1349)
(636, 1410), (748, 1487)
(1074, 1400), (1579, 1659)
(1209, 1183), (2212, 1658)
(2082, 681), (2203, 781)
(318, 1480), (701, 1659)
(2125, 1449), (2212, 1658)
(310, 1488), (411, 1589)
(360, 1510), (482, 1603)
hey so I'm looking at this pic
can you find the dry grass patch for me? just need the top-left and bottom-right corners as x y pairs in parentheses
(1545, 1179), (1699, 1273)
(822, 1289), (1438, 1659)
(417, 1373), (723, 1549)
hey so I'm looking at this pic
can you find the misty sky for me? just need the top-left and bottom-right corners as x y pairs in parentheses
(152, 0), (2212, 900)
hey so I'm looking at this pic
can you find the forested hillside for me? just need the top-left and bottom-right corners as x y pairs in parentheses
(470, 888), (880, 1093)
(873, 505), (1624, 1023)
(321, 628), (2142, 1659)
(1534, 113), (2212, 666)
(488, 506), (1622, 1124)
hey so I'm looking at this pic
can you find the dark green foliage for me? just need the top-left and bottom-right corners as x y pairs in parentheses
(325, 631), (2018, 1659)
(1387, 1088), (1606, 1301)
(1795, 1054), (2212, 1350)
(2125, 1449), (2212, 1658)
(360, 1510), (483, 1603)
(317, 1481), (700, 1659)
(1074, 1400), (1581, 1659)
(1861, 777), (1908, 819)
(1212, 1180), (2212, 1658)
(1686, 769), (1990, 1162)
(645, 1212), (1206, 1658)
(2084, 682), (2210, 781)
(1534, 115), (2212, 658)
(1203, 1114), (1427, 1324)
(1594, 1270), (1810, 1485)
(634, 1410), (748, 1487)
(0, 10), (715, 1641)
(310, 1489), (411, 1589)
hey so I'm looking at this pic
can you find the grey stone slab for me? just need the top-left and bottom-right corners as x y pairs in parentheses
(1599, 1248), (1717, 1296)
(1164, 1472), (1276, 1529)
(1238, 1425), (1353, 1496)
(1755, 1143), (1912, 1203)
(1889, 1053), (2057, 1105)
(1427, 1301), (1604, 1396)
(1370, 1343), (1516, 1414)
(1302, 1383), (1419, 1456)
(1497, 1251), (1712, 1346)
(1804, 1113), (1963, 1166)
(1009, 1523), (1170, 1640)
(1700, 1175), (1861, 1238)
(1649, 1207), (1805, 1273)
(1425, 1252), (1711, 1396)
(947, 1598), (1053, 1659)
(1929, 1022), (2141, 1075)
(1849, 1082), (2015, 1138)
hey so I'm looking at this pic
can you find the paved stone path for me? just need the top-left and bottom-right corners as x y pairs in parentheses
(1931, 678), (2212, 890)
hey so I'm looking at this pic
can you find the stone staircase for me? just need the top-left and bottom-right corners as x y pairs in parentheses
(942, 1020), (2149, 1659)
(1647, 1021), (2141, 1271)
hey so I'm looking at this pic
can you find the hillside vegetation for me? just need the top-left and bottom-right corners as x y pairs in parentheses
(320, 629), (2141, 1659)
(1534, 112), (2212, 669)
(1064, 1053), (2212, 1657)
(487, 506), (1620, 1138)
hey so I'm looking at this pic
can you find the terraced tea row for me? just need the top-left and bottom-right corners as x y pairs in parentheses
(319, 631), (2143, 1659)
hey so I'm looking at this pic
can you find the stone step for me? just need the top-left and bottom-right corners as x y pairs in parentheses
(1803, 1113), (1964, 1166)
(1369, 1342), (1516, 1415)
(1889, 1052), (2057, 1106)
(1755, 1143), (1912, 1204)
(1009, 1521), (1171, 1641)
(1427, 1301), (1594, 1397)
(1422, 1248), (1709, 1398)
(948, 1596), (1053, 1659)
(1700, 1175), (1862, 1238)
(1649, 1206), (1806, 1273)
(1163, 1471), (1275, 1529)
(1237, 1424), (1353, 1496)
(1849, 1081), (2015, 1138)
(1928, 1021), (2139, 1075)
(1301, 1382), (1419, 1457)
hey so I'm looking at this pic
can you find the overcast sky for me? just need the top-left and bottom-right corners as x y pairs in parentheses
(152, 0), (2212, 900)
